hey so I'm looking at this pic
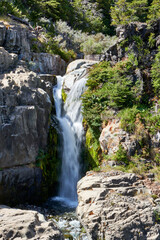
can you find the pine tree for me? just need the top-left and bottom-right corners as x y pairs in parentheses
(147, 0), (160, 22)
(111, 0), (148, 26)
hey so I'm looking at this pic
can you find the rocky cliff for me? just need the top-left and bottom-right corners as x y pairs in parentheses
(0, 19), (67, 205)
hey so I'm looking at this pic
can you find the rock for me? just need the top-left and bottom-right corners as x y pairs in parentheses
(66, 59), (98, 74)
(4, 22), (31, 54)
(0, 21), (67, 76)
(0, 22), (6, 45)
(99, 119), (137, 156)
(30, 53), (67, 75)
(77, 171), (160, 240)
(63, 59), (98, 92)
(0, 206), (64, 239)
(0, 64), (52, 169)
(0, 47), (18, 72)
(0, 166), (43, 205)
(0, 62), (54, 204)
(84, 54), (101, 61)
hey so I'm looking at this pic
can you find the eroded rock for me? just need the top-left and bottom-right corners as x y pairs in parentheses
(99, 119), (138, 156)
(77, 171), (160, 240)
(0, 206), (64, 240)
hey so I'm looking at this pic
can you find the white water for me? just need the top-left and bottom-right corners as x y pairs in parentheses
(53, 75), (87, 204)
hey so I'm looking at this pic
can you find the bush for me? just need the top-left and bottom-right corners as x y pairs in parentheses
(119, 106), (140, 133)
(111, 145), (129, 165)
(54, 21), (117, 55)
(82, 59), (141, 130)
(151, 46), (160, 96)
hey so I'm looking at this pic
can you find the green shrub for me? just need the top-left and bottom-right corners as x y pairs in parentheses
(148, 33), (156, 48)
(111, 145), (129, 165)
(119, 106), (140, 133)
(147, 0), (160, 22)
(151, 47), (160, 96)
(82, 59), (141, 130)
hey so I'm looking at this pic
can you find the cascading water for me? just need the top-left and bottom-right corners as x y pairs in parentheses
(53, 75), (87, 205)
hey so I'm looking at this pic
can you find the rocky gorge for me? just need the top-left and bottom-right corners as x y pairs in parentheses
(1, 12), (160, 240)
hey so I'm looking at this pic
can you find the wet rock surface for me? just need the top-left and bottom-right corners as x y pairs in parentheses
(17, 200), (88, 240)
(77, 171), (160, 240)
(63, 59), (98, 93)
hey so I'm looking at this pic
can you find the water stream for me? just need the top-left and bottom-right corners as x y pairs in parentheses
(53, 75), (87, 205)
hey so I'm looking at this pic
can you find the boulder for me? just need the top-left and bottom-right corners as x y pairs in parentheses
(63, 59), (98, 92)
(30, 53), (67, 75)
(66, 59), (98, 74)
(0, 21), (67, 76)
(0, 206), (64, 240)
(99, 119), (137, 156)
(77, 171), (160, 240)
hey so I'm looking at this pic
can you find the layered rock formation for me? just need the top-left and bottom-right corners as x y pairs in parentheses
(77, 171), (160, 240)
(0, 205), (64, 240)
(0, 21), (66, 75)
(0, 19), (66, 205)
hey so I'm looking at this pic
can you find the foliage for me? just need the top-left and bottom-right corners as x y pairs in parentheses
(119, 106), (140, 133)
(147, 0), (160, 22)
(82, 59), (141, 130)
(148, 33), (156, 48)
(54, 21), (117, 55)
(110, 0), (148, 26)
(36, 125), (60, 186)
(0, 0), (22, 17)
(84, 127), (101, 169)
(111, 145), (129, 165)
(151, 47), (160, 96)
(62, 89), (67, 102)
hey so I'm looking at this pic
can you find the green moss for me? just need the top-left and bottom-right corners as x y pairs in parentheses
(62, 89), (67, 102)
(36, 125), (60, 187)
(84, 127), (100, 169)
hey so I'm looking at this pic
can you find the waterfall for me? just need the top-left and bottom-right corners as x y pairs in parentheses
(53, 75), (87, 205)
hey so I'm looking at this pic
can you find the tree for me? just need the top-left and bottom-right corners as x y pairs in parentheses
(151, 47), (160, 96)
(110, 0), (131, 26)
(110, 0), (148, 26)
(147, 0), (160, 22)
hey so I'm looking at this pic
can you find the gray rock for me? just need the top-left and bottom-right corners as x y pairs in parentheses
(0, 22), (6, 45)
(77, 171), (160, 240)
(0, 206), (64, 239)
(0, 47), (18, 72)
(0, 65), (52, 168)
(99, 119), (138, 156)
(30, 53), (67, 75)
(0, 166), (43, 205)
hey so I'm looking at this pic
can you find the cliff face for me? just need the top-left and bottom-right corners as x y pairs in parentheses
(0, 19), (66, 205)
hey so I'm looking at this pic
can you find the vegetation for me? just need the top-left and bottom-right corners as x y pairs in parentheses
(2, 0), (160, 178)
(151, 47), (160, 96)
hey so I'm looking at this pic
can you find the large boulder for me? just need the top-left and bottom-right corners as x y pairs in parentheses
(99, 119), (138, 156)
(0, 205), (64, 240)
(63, 59), (98, 92)
(77, 171), (160, 240)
